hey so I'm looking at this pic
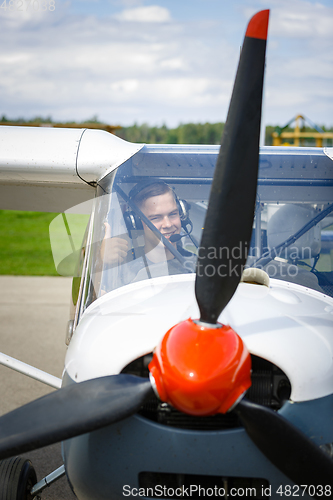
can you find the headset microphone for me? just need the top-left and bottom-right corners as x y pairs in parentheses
(169, 221), (194, 243)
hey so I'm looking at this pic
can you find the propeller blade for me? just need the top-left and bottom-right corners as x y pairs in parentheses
(191, 11), (332, 490)
(0, 374), (153, 460)
(235, 399), (333, 492)
(195, 10), (269, 324)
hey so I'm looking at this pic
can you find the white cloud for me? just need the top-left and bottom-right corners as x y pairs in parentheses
(113, 5), (171, 23)
(276, 56), (333, 80)
(159, 58), (185, 70)
(0, 53), (32, 65)
(0, 0), (331, 127)
(0, 5), (49, 27)
(110, 78), (139, 93)
(267, 0), (333, 39)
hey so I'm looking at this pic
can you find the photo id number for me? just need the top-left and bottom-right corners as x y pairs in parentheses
(1, 0), (55, 11)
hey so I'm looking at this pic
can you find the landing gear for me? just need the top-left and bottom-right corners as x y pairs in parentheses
(0, 457), (37, 500)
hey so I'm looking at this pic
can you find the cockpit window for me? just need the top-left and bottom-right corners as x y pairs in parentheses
(82, 145), (333, 311)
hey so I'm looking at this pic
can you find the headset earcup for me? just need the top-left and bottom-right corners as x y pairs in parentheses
(123, 211), (144, 237)
(178, 199), (191, 221)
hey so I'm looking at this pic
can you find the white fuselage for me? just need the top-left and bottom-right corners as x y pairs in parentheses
(65, 275), (333, 403)
(62, 275), (333, 500)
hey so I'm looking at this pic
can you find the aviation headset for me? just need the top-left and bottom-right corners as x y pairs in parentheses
(123, 179), (191, 237)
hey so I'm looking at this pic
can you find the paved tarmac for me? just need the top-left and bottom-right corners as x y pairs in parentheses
(0, 276), (76, 499)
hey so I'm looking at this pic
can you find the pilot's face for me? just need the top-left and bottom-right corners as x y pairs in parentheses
(140, 191), (181, 253)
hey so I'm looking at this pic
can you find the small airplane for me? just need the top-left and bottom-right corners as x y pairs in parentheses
(0, 9), (333, 500)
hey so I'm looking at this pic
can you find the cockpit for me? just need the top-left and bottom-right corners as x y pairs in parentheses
(50, 145), (333, 320)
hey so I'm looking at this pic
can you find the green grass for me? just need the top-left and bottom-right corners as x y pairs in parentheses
(0, 211), (59, 275)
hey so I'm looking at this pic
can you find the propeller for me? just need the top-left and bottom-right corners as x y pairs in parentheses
(0, 9), (331, 496)
(0, 375), (153, 460)
(235, 399), (333, 489)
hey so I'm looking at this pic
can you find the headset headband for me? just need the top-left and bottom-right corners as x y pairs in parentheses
(128, 179), (170, 201)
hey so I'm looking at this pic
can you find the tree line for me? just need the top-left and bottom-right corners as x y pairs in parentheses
(115, 122), (225, 145)
(1, 115), (332, 146)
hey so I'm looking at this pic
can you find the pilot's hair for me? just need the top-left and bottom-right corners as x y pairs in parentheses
(129, 181), (176, 208)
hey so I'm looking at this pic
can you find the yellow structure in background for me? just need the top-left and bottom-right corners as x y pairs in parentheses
(272, 114), (333, 147)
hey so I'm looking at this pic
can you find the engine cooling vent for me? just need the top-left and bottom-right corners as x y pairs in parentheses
(121, 354), (291, 431)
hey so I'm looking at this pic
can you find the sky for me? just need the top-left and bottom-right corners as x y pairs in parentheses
(0, 0), (332, 129)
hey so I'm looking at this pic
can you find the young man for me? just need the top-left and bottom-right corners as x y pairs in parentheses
(101, 181), (194, 287)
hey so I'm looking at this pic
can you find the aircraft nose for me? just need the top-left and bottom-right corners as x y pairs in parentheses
(149, 318), (252, 416)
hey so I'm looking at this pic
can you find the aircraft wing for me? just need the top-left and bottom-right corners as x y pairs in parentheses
(0, 126), (143, 212)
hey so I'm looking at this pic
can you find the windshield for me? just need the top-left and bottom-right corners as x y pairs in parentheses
(82, 145), (333, 310)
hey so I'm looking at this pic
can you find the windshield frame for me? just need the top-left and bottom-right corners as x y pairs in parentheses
(79, 145), (333, 313)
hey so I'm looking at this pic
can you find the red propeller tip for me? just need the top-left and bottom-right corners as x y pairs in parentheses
(149, 319), (252, 416)
(245, 9), (270, 40)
